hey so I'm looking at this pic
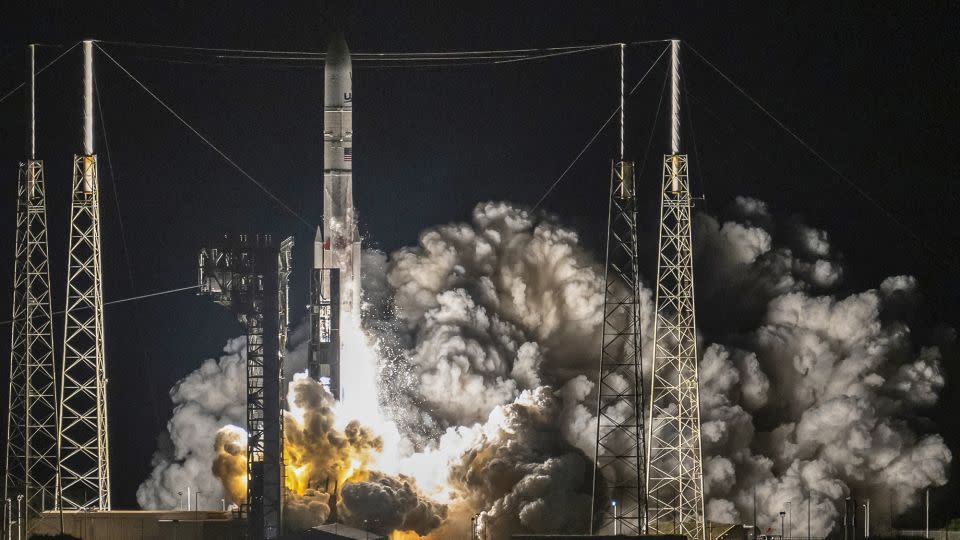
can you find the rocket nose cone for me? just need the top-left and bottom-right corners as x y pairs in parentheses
(325, 33), (351, 69)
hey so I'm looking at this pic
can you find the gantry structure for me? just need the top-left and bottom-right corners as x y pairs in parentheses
(646, 40), (706, 540)
(5, 44), (59, 534)
(199, 234), (292, 540)
(591, 43), (647, 536)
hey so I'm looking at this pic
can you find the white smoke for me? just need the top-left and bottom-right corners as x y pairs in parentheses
(375, 200), (951, 537)
(690, 197), (951, 534)
(379, 202), (607, 444)
(138, 198), (953, 538)
(136, 337), (247, 510)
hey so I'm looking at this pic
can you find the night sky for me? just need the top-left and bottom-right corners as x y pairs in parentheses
(0, 1), (957, 519)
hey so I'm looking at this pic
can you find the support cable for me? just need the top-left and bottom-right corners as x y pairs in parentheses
(118, 56), (525, 71)
(214, 53), (529, 61)
(636, 65), (671, 182)
(98, 39), (626, 57)
(532, 43), (671, 211)
(683, 89), (785, 177)
(0, 285), (200, 327)
(0, 42), (80, 104)
(489, 43), (615, 65)
(201, 45), (615, 69)
(94, 71), (164, 428)
(685, 43), (941, 256)
(681, 61), (708, 208)
(98, 43), (618, 70)
(94, 75), (135, 288)
(99, 285), (200, 308)
(94, 43), (314, 229)
(137, 56), (605, 71)
(94, 39), (669, 70)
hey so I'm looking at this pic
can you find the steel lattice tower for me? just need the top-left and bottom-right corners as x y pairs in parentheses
(5, 44), (59, 532)
(646, 40), (706, 540)
(198, 234), (291, 540)
(278, 236), (293, 532)
(591, 43), (647, 536)
(58, 41), (111, 510)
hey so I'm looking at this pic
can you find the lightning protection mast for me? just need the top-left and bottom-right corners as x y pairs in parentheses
(5, 44), (59, 536)
(57, 40), (111, 511)
(645, 39), (706, 540)
(591, 42), (647, 536)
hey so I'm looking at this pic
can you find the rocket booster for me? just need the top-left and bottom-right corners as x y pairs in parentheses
(321, 32), (359, 314)
(310, 33), (360, 399)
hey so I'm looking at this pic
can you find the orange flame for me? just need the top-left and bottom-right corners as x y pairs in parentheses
(341, 458), (362, 484)
(390, 531), (424, 540)
(286, 463), (311, 496)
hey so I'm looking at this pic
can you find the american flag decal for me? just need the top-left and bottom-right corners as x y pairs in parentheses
(343, 147), (352, 162)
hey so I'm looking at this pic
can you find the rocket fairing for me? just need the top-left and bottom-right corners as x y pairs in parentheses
(309, 33), (360, 400)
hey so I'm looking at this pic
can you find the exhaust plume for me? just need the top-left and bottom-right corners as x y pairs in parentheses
(139, 199), (953, 538)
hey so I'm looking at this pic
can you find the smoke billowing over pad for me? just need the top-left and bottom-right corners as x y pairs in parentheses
(139, 199), (953, 538)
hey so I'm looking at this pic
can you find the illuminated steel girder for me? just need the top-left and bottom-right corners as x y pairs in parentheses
(5, 160), (59, 529)
(198, 234), (290, 540)
(58, 154), (111, 510)
(591, 160), (646, 535)
(646, 153), (705, 540)
(277, 236), (292, 531)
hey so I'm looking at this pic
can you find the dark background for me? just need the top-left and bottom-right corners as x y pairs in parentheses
(0, 0), (956, 523)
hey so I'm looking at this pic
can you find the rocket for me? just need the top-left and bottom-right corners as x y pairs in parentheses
(309, 33), (360, 399)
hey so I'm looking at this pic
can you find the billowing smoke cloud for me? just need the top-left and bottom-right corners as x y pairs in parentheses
(136, 337), (247, 509)
(140, 198), (953, 538)
(375, 200), (951, 537)
(691, 197), (950, 534)
(379, 202), (607, 443)
(446, 387), (594, 538)
(340, 472), (448, 536)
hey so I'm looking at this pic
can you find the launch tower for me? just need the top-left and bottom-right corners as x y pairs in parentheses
(591, 43), (647, 535)
(198, 234), (292, 540)
(57, 40), (111, 511)
(645, 40), (706, 540)
(4, 44), (59, 534)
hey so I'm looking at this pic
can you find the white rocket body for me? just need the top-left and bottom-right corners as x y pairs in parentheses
(312, 34), (360, 399)
(321, 34), (360, 316)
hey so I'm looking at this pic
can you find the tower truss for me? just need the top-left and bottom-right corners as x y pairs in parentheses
(5, 161), (59, 522)
(645, 40), (706, 540)
(58, 153), (111, 510)
(5, 45), (59, 531)
(591, 159), (646, 535)
(58, 41), (111, 511)
(198, 234), (291, 540)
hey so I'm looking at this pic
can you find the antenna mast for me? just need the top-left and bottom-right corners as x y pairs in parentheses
(58, 40), (111, 510)
(591, 42), (647, 536)
(646, 39), (706, 540)
(5, 43), (59, 537)
(620, 42), (626, 160)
